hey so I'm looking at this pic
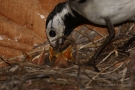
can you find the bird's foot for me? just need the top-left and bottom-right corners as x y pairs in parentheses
(86, 57), (100, 72)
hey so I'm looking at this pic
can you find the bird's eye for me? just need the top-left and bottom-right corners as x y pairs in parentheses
(49, 30), (56, 37)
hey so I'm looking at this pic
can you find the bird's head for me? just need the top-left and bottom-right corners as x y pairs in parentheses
(46, 2), (75, 53)
(46, 1), (89, 53)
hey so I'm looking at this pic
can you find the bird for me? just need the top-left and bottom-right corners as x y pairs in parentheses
(46, 0), (135, 71)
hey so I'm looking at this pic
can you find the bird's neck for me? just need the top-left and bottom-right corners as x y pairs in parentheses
(63, 2), (90, 36)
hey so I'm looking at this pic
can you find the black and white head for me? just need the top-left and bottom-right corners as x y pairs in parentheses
(46, 1), (89, 52)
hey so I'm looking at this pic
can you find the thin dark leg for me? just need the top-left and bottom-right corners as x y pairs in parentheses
(87, 17), (115, 72)
(120, 34), (135, 50)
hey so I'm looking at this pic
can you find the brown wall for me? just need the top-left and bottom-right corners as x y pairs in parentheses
(0, 0), (65, 58)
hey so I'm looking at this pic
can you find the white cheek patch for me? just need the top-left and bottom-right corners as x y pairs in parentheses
(46, 15), (65, 47)
(59, 8), (69, 18)
(46, 7), (69, 47)
(47, 20), (52, 30)
(52, 14), (65, 35)
(52, 14), (64, 28)
(47, 22), (56, 43)
(52, 7), (69, 28)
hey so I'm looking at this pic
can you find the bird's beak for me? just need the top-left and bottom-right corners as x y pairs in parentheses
(51, 36), (73, 53)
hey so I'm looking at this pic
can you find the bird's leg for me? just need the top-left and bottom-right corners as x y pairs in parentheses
(117, 34), (135, 57)
(120, 34), (135, 51)
(87, 17), (115, 72)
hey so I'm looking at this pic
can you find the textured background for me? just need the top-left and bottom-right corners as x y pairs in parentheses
(0, 0), (65, 58)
